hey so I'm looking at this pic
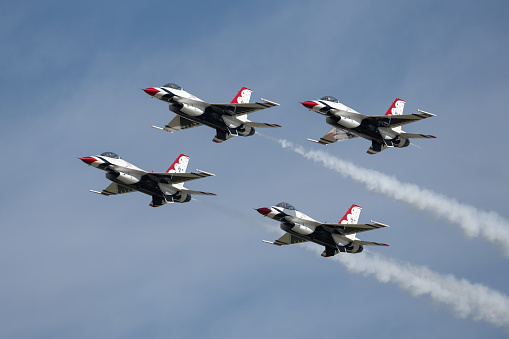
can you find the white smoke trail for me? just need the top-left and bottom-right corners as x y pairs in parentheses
(195, 194), (509, 328)
(302, 243), (509, 327)
(268, 137), (509, 256)
(331, 249), (509, 327)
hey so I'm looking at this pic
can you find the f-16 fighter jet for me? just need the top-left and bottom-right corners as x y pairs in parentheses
(80, 152), (215, 207)
(256, 202), (389, 257)
(301, 97), (436, 154)
(142, 83), (280, 143)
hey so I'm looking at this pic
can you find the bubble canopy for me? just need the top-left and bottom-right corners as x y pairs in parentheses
(100, 152), (121, 159)
(320, 96), (339, 103)
(275, 202), (296, 210)
(163, 83), (182, 90)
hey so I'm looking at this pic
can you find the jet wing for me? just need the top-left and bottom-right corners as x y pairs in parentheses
(365, 111), (436, 128)
(307, 126), (358, 145)
(325, 222), (390, 235)
(210, 98), (279, 116)
(179, 189), (216, 196)
(244, 121), (281, 128)
(399, 133), (436, 139)
(146, 170), (215, 184)
(263, 232), (309, 246)
(91, 182), (135, 196)
(354, 240), (389, 247)
(152, 115), (203, 133)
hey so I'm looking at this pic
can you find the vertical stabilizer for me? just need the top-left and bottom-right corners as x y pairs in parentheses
(339, 204), (362, 224)
(166, 154), (190, 173)
(384, 98), (406, 116)
(231, 87), (252, 104)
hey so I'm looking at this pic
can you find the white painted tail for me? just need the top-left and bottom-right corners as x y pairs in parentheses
(230, 87), (252, 104)
(339, 204), (362, 224)
(385, 98), (406, 116)
(166, 154), (190, 173)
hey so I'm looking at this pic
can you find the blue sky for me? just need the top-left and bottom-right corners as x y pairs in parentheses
(1, 0), (509, 338)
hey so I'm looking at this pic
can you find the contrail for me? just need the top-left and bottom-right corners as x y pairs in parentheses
(196, 197), (509, 328)
(260, 135), (509, 256)
(314, 245), (509, 327)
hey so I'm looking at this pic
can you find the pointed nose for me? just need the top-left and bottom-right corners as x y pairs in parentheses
(301, 101), (318, 109)
(142, 88), (160, 96)
(80, 157), (97, 165)
(256, 207), (272, 216)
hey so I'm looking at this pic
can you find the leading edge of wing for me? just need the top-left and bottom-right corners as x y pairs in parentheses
(366, 112), (436, 128)
(211, 99), (279, 116)
(147, 170), (215, 184)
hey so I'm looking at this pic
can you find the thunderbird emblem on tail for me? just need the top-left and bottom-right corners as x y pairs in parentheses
(142, 83), (280, 143)
(256, 202), (389, 257)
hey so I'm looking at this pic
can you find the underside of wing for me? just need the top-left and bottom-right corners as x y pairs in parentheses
(152, 115), (203, 133)
(365, 112), (436, 128)
(179, 189), (216, 196)
(244, 121), (281, 128)
(321, 221), (389, 235)
(308, 126), (357, 145)
(354, 240), (389, 247)
(147, 171), (214, 185)
(210, 99), (279, 116)
(96, 182), (136, 196)
(399, 132), (436, 139)
(263, 232), (309, 246)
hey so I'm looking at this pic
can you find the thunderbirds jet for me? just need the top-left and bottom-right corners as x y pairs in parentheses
(142, 83), (280, 143)
(301, 97), (436, 154)
(256, 202), (389, 257)
(79, 152), (215, 207)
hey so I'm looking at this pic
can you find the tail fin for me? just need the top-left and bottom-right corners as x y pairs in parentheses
(385, 98), (406, 116)
(231, 87), (252, 104)
(339, 204), (362, 224)
(166, 154), (190, 173)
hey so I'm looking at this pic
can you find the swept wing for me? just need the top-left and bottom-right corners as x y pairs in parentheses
(365, 111), (436, 128)
(146, 170), (215, 185)
(284, 215), (389, 235)
(263, 232), (309, 246)
(91, 182), (135, 196)
(308, 126), (358, 145)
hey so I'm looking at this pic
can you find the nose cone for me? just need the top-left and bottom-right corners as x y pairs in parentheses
(80, 156), (97, 165)
(256, 207), (272, 216)
(142, 88), (160, 96)
(301, 101), (318, 109)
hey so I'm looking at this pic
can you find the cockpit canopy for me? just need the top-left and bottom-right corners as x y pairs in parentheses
(163, 83), (182, 90)
(275, 202), (296, 210)
(320, 96), (339, 103)
(100, 152), (121, 159)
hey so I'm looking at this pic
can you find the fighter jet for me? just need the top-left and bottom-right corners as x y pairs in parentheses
(256, 202), (389, 257)
(301, 97), (436, 154)
(79, 152), (215, 207)
(142, 83), (280, 143)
